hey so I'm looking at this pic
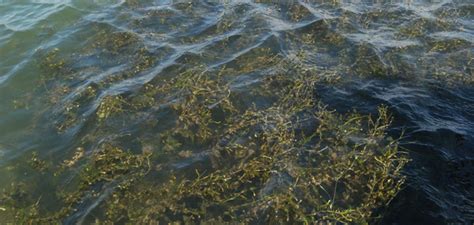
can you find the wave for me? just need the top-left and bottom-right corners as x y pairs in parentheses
(0, 0), (472, 223)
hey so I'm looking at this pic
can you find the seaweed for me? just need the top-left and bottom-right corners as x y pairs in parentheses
(2, 58), (408, 224)
(2, 3), (430, 223)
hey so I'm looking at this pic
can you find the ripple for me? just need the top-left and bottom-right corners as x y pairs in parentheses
(0, 0), (473, 223)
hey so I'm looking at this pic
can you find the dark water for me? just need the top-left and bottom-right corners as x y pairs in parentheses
(0, 0), (473, 224)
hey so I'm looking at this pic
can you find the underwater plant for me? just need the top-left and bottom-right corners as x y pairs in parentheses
(0, 58), (408, 224)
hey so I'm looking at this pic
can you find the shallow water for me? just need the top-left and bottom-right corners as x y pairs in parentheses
(0, 0), (473, 224)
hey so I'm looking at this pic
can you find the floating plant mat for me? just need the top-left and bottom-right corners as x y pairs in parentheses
(0, 0), (472, 224)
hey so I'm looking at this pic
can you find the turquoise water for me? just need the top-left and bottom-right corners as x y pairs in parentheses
(0, 0), (473, 223)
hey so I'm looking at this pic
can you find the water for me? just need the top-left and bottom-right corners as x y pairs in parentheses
(0, 0), (473, 224)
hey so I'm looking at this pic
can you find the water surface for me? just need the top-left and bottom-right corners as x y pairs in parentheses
(0, 0), (473, 224)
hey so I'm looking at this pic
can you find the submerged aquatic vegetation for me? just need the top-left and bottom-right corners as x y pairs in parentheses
(1, 55), (409, 224)
(163, 68), (237, 144)
(38, 48), (70, 80)
(2, 12), (413, 222)
(120, 88), (407, 224)
(96, 95), (127, 121)
(1, 144), (152, 223)
(2, 1), (474, 224)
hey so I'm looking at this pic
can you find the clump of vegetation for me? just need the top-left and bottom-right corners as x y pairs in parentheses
(1, 144), (152, 223)
(38, 48), (69, 79)
(397, 17), (452, 39)
(0, 182), (41, 224)
(28, 152), (49, 173)
(234, 47), (281, 74)
(92, 31), (141, 55)
(96, 95), (127, 121)
(61, 147), (85, 168)
(97, 63), (407, 224)
(1, 56), (408, 224)
(71, 102), (406, 224)
(7, 3), (428, 223)
(166, 69), (237, 143)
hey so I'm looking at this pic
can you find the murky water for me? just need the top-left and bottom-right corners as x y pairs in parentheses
(0, 0), (473, 224)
